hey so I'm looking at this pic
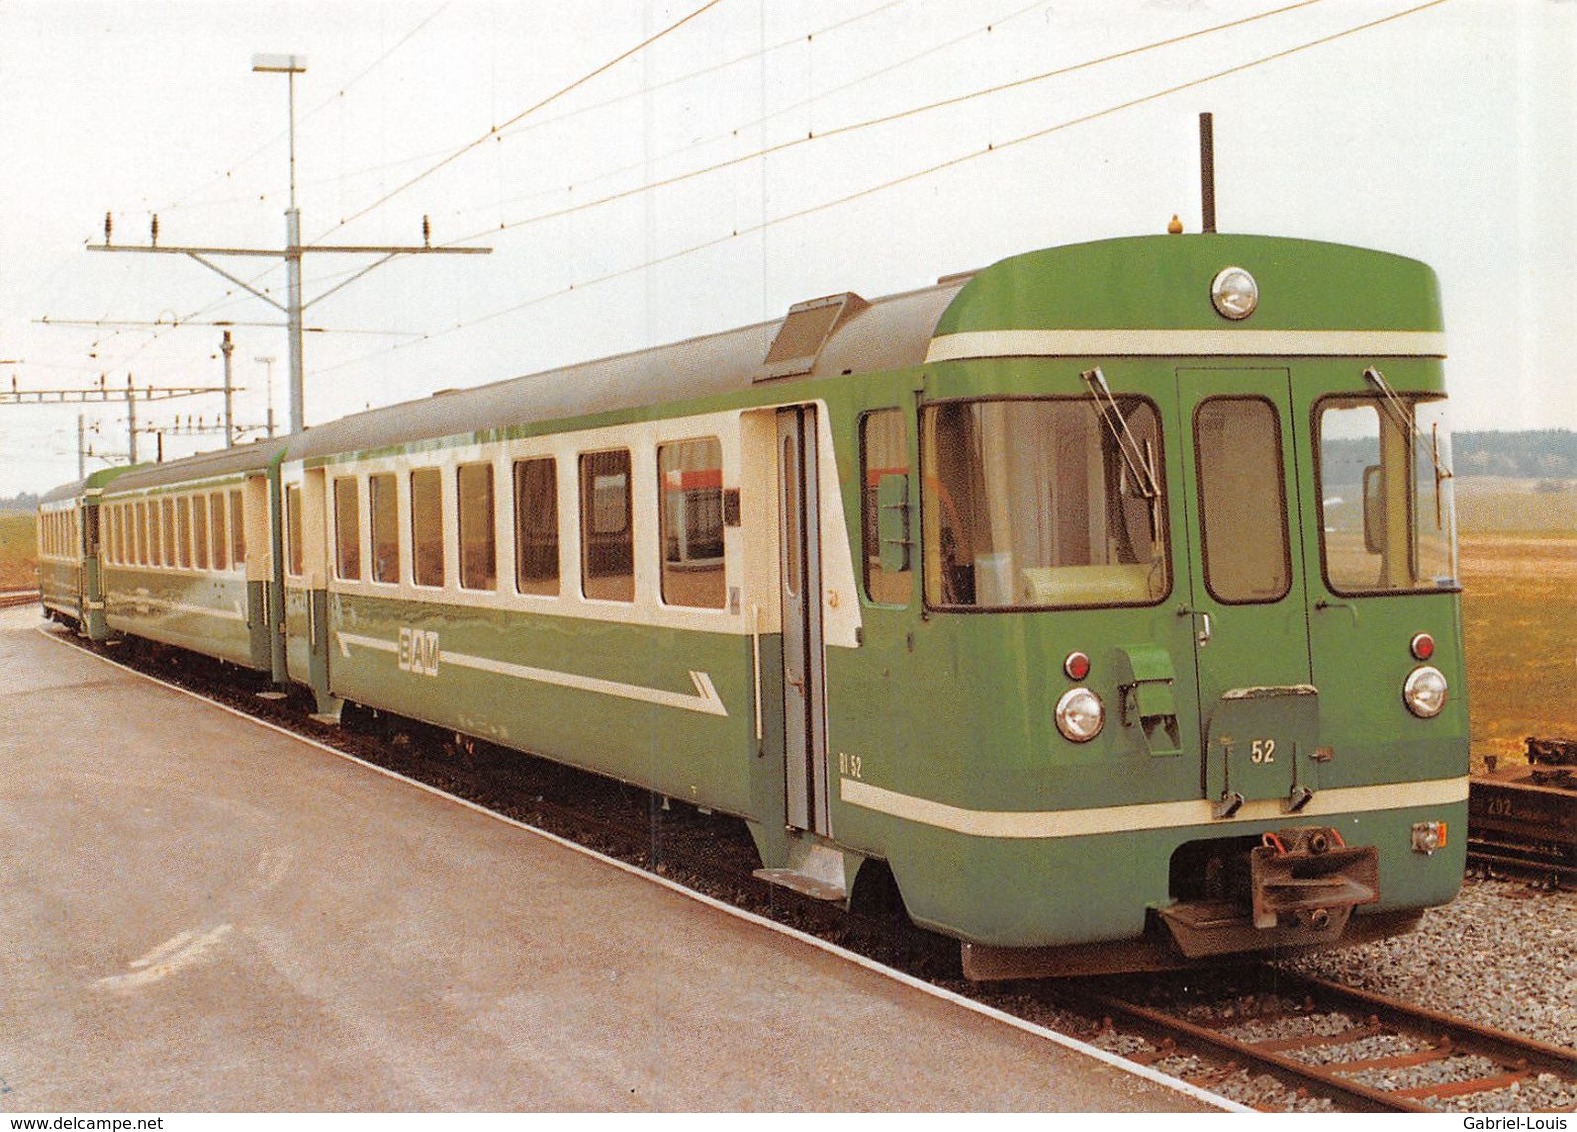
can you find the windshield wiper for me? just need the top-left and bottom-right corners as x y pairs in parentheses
(1082, 367), (1163, 538)
(1082, 367), (1160, 499)
(1363, 366), (1454, 528)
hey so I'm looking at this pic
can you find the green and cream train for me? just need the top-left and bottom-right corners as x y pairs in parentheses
(45, 232), (1469, 977)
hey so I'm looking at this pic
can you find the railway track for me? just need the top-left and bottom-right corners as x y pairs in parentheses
(1076, 968), (1577, 1112)
(0, 589), (39, 609)
(48, 625), (1576, 1113)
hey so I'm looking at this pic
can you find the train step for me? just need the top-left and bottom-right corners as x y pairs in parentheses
(753, 840), (849, 902)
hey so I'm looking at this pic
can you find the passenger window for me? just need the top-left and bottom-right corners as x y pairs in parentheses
(861, 409), (912, 604)
(657, 438), (725, 609)
(177, 497), (193, 568)
(369, 473), (400, 584)
(580, 449), (633, 602)
(209, 495), (227, 571)
(410, 468), (444, 587)
(192, 494), (209, 569)
(457, 463), (496, 591)
(161, 498), (176, 568)
(229, 490), (246, 568)
(514, 458), (559, 596)
(334, 477), (361, 581)
(285, 485), (303, 577)
(1195, 397), (1291, 603)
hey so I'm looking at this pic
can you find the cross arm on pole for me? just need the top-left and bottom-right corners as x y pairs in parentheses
(87, 243), (288, 312)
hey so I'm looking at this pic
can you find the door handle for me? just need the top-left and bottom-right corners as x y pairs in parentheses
(786, 673), (806, 691)
(1178, 605), (1212, 648)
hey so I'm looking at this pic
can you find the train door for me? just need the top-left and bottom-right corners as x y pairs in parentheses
(1174, 370), (1318, 812)
(777, 405), (830, 835)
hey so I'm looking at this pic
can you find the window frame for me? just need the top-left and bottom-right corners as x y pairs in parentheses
(512, 456), (560, 597)
(1312, 392), (1461, 598)
(919, 393), (1172, 613)
(409, 466), (445, 589)
(333, 475), (362, 582)
(656, 435), (726, 610)
(1192, 394), (1294, 607)
(368, 472), (401, 586)
(579, 448), (635, 603)
(858, 408), (914, 606)
(456, 462), (497, 592)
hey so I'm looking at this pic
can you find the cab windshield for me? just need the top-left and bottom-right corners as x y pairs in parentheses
(1316, 394), (1458, 594)
(921, 397), (1169, 609)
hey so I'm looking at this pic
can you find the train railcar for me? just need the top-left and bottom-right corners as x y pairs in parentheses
(37, 466), (132, 639)
(51, 231), (1469, 977)
(96, 440), (287, 670)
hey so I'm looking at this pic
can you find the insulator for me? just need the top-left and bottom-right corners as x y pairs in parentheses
(422, 214), (431, 246)
(104, 212), (113, 243)
(150, 214), (159, 246)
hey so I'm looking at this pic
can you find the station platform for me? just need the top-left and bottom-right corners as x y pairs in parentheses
(0, 610), (1220, 1112)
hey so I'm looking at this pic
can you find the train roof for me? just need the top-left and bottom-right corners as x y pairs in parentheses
(39, 464), (139, 506)
(103, 437), (289, 495)
(284, 277), (967, 463)
(936, 234), (1442, 338)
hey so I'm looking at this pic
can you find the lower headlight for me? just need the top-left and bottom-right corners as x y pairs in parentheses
(1403, 665), (1448, 718)
(1055, 687), (1104, 742)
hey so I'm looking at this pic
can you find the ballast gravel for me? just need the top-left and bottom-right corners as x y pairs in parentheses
(1278, 876), (1577, 1050)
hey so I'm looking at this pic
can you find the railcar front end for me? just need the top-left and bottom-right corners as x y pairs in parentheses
(826, 235), (1468, 976)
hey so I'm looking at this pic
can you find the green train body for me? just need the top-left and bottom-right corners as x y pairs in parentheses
(50, 233), (1469, 975)
(38, 466), (136, 639)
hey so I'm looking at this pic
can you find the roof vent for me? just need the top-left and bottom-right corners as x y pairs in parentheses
(758, 291), (868, 381)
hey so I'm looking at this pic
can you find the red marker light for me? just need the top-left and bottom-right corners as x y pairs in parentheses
(1410, 633), (1435, 661)
(1064, 651), (1091, 681)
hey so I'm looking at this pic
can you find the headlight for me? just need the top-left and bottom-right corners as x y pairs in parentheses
(1403, 665), (1448, 718)
(1210, 266), (1258, 320)
(1055, 687), (1104, 742)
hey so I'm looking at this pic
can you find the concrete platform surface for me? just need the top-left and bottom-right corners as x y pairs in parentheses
(0, 613), (1215, 1112)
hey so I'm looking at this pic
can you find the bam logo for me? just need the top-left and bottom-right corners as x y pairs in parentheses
(398, 627), (440, 676)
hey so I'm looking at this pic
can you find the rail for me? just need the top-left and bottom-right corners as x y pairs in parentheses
(1079, 968), (1577, 1112)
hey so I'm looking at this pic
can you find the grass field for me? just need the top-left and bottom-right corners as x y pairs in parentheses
(0, 512), (36, 591)
(0, 483), (1569, 768)
(1453, 479), (1576, 770)
(1457, 534), (1576, 770)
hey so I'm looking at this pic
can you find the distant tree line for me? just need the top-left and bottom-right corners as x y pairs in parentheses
(0, 492), (40, 513)
(1451, 429), (1576, 478)
(1320, 429), (1573, 486)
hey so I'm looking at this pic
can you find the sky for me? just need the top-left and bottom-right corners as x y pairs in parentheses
(0, 0), (1573, 497)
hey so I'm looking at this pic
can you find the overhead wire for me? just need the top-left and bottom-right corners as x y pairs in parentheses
(320, 0), (732, 240)
(315, 0), (1451, 380)
(443, 0), (1040, 227)
(440, 0), (1328, 247)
